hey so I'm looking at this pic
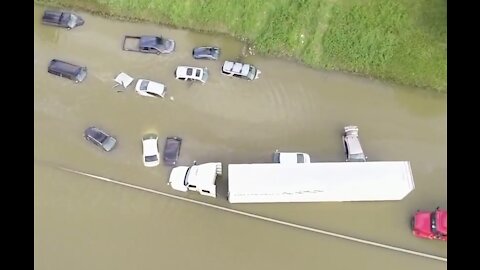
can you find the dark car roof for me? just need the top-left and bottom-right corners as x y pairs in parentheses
(194, 47), (212, 53)
(43, 10), (70, 24)
(193, 47), (219, 56)
(85, 127), (108, 143)
(48, 59), (83, 75)
(140, 36), (164, 47)
(164, 137), (182, 164)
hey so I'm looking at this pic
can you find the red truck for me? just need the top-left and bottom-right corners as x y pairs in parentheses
(411, 207), (447, 241)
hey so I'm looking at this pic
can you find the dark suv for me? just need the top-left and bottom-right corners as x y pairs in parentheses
(48, 59), (87, 83)
(84, 127), (117, 152)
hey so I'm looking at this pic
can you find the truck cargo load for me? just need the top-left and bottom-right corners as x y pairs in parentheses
(228, 161), (414, 203)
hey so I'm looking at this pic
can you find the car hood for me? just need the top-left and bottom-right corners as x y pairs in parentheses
(75, 17), (85, 26)
(169, 166), (189, 192)
(103, 137), (117, 151)
(147, 81), (165, 93)
(135, 80), (166, 97)
(162, 39), (175, 53)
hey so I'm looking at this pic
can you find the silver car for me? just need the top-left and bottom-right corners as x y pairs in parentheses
(192, 47), (220, 60)
(84, 127), (117, 152)
(342, 125), (367, 162)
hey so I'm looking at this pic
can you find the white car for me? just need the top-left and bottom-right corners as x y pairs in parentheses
(175, 66), (208, 83)
(221, 60), (260, 80)
(142, 134), (160, 167)
(135, 79), (166, 98)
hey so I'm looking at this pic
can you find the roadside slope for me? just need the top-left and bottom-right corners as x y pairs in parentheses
(35, 0), (447, 92)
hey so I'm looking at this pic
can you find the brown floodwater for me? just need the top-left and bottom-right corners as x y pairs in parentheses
(34, 5), (447, 270)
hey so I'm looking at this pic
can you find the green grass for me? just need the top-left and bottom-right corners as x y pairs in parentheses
(35, 0), (447, 92)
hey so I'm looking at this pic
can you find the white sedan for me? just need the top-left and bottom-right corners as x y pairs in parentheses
(142, 134), (160, 167)
(135, 79), (166, 98)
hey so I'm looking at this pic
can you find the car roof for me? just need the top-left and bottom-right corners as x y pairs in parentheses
(85, 127), (108, 142)
(43, 10), (67, 19)
(222, 61), (250, 76)
(140, 36), (163, 47)
(164, 137), (182, 161)
(138, 79), (165, 89)
(176, 66), (203, 78)
(344, 135), (364, 155)
(49, 59), (83, 75)
(143, 135), (158, 155)
(194, 47), (217, 54)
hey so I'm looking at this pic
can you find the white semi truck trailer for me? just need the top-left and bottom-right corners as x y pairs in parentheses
(167, 153), (414, 203)
(227, 161), (414, 203)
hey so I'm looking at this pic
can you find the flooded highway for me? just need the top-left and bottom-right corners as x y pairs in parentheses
(34, 5), (447, 270)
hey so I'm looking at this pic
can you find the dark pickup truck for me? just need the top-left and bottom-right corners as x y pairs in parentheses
(122, 35), (175, 54)
(42, 10), (84, 29)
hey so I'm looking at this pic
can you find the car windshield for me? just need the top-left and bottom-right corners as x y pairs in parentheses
(183, 166), (192, 186)
(247, 66), (257, 80)
(140, 80), (149, 90)
(67, 14), (77, 28)
(76, 68), (87, 82)
(145, 155), (158, 162)
(430, 211), (447, 236)
(91, 130), (108, 143)
(195, 69), (201, 77)
(156, 37), (165, 45)
(201, 69), (209, 82)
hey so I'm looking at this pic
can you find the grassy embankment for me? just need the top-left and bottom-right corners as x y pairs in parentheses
(35, 0), (447, 92)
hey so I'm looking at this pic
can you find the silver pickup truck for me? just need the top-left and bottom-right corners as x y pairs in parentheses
(122, 35), (175, 54)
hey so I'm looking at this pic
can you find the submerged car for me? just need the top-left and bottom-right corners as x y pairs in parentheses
(123, 35), (175, 54)
(273, 151), (311, 164)
(175, 66), (209, 83)
(142, 134), (160, 167)
(342, 125), (367, 162)
(135, 79), (166, 98)
(163, 137), (182, 166)
(192, 47), (220, 60)
(42, 10), (84, 29)
(48, 59), (87, 83)
(84, 127), (117, 152)
(221, 61), (260, 80)
(411, 207), (447, 241)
